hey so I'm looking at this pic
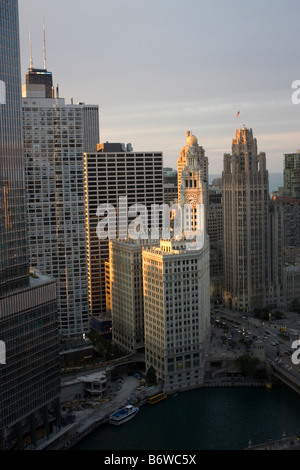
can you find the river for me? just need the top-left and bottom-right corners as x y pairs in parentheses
(73, 384), (300, 451)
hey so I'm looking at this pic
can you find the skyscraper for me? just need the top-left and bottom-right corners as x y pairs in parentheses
(107, 239), (147, 353)
(163, 167), (178, 205)
(222, 126), (270, 311)
(22, 67), (99, 337)
(142, 137), (210, 391)
(177, 131), (208, 207)
(142, 238), (210, 392)
(207, 190), (223, 303)
(25, 67), (54, 99)
(179, 133), (209, 230)
(284, 151), (300, 199)
(0, 2), (29, 295)
(0, 1), (60, 450)
(84, 143), (164, 321)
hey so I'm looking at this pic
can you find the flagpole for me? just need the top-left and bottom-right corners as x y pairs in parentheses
(236, 110), (241, 129)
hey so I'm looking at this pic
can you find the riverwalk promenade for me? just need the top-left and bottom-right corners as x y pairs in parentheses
(33, 375), (160, 450)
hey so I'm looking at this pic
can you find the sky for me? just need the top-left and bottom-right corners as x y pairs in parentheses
(18, 0), (300, 174)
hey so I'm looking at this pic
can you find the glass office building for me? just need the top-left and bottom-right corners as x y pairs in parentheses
(0, 0), (61, 450)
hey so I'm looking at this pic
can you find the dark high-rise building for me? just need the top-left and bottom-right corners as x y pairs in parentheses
(0, 1), (29, 295)
(163, 168), (178, 205)
(25, 68), (54, 98)
(0, 1), (60, 450)
(284, 151), (300, 199)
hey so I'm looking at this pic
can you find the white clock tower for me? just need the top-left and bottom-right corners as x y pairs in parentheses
(179, 133), (208, 234)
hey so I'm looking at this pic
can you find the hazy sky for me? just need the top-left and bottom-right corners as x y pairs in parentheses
(19, 0), (300, 174)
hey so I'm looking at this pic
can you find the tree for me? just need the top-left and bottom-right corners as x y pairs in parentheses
(146, 366), (157, 385)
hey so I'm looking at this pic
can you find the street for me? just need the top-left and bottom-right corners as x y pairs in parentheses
(211, 306), (300, 379)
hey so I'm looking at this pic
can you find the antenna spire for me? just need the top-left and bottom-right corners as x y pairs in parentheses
(29, 25), (33, 69)
(43, 19), (47, 70)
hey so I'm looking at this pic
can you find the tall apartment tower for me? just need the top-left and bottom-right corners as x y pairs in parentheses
(142, 238), (210, 392)
(284, 150), (300, 199)
(0, 1), (60, 449)
(84, 143), (164, 323)
(22, 66), (99, 337)
(222, 126), (270, 311)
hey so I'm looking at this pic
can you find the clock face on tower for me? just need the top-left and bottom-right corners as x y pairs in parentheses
(185, 194), (197, 205)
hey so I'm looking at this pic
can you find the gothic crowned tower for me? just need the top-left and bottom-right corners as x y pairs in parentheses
(222, 126), (270, 311)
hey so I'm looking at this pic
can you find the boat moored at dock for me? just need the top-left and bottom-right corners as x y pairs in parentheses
(147, 393), (167, 405)
(109, 405), (139, 425)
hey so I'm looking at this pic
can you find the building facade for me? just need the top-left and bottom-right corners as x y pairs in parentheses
(281, 196), (300, 247)
(84, 144), (164, 321)
(207, 190), (223, 302)
(222, 126), (271, 311)
(284, 151), (300, 199)
(142, 238), (210, 392)
(0, 2), (29, 295)
(179, 134), (208, 234)
(0, 1), (60, 450)
(177, 131), (208, 208)
(22, 76), (99, 337)
(107, 239), (146, 353)
(25, 67), (54, 99)
(163, 167), (178, 205)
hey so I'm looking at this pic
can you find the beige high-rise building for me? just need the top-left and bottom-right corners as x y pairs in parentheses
(142, 135), (210, 391)
(222, 126), (271, 311)
(107, 239), (147, 353)
(142, 238), (210, 392)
